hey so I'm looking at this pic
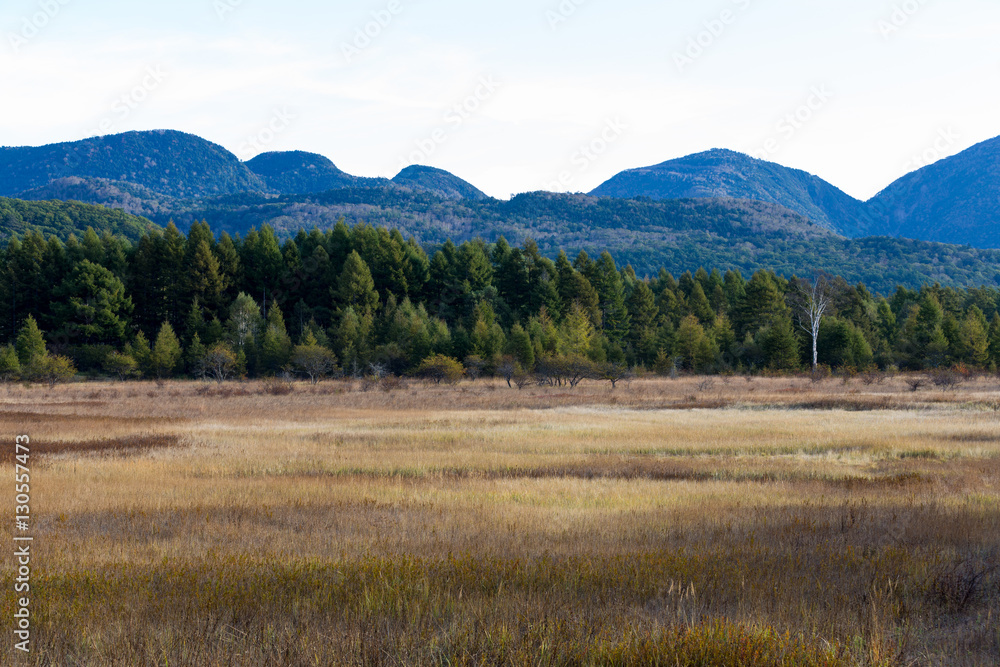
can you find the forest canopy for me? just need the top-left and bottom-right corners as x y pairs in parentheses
(3, 220), (1000, 381)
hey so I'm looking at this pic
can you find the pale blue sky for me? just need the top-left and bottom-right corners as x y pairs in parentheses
(2, 0), (999, 200)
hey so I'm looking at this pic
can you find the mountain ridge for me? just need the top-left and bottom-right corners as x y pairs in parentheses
(867, 135), (1000, 248)
(0, 130), (266, 198)
(589, 149), (873, 237)
(392, 165), (488, 200)
(246, 150), (389, 193)
(4, 129), (1000, 254)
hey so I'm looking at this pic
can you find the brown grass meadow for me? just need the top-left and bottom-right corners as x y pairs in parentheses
(2, 375), (999, 665)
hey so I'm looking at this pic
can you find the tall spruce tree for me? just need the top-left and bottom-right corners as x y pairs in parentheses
(593, 252), (630, 344)
(336, 251), (379, 317)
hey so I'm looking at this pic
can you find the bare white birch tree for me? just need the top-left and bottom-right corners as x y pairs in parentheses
(791, 274), (834, 371)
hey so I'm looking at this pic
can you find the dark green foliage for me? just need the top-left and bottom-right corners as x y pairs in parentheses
(126, 331), (152, 377)
(72, 186), (1000, 294)
(260, 302), (293, 374)
(735, 271), (789, 338)
(0, 198), (156, 243)
(336, 251), (379, 316)
(817, 317), (874, 369)
(593, 253), (630, 344)
(52, 259), (133, 346)
(3, 218), (1000, 380)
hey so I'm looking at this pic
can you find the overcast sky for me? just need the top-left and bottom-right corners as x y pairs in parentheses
(2, 0), (998, 200)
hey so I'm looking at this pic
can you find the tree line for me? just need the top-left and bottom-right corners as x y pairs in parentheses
(2, 220), (1000, 384)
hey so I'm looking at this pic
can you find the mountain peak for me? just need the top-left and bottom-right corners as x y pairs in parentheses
(247, 150), (342, 172)
(391, 165), (487, 200)
(0, 130), (265, 198)
(245, 150), (365, 194)
(590, 149), (870, 236)
(868, 134), (1000, 247)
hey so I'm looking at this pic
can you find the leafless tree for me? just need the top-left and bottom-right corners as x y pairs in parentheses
(599, 362), (634, 389)
(790, 273), (835, 371)
(292, 345), (338, 384)
(565, 356), (597, 388)
(496, 356), (518, 388)
(513, 372), (534, 390)
(464, 355), (486, 381)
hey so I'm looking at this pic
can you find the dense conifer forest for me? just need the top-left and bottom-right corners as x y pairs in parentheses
(3, 220), (999, 383)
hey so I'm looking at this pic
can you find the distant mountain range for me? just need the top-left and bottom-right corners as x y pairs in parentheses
(589, 139), (1000, 246)
(1, 129), (999, 290)
(0, 130), (487, 204)
(590, 148), (874, 238)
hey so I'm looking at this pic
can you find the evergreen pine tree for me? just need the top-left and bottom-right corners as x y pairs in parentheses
(0, 344), (21, 380)
(687, 282), (715, 325)
(559, 303), (595, 358)
(593, 252), (630, 344)
(336, 251), (379, 317)
(184, 239), (225, 315)
(960, 306), (990, 367)
(735, 271), (789, 338)
(760, 315), (800, 371)
(506, 322), (535, 369)
(150, 322), (183, 378)
(126, 331), (152, 377)
(988, 313), (1000, 368)
(186, 333), (207, 377)
(15, 315), (47, 365)
(260, 302), (293, 374)
(52, 259), (133, 345)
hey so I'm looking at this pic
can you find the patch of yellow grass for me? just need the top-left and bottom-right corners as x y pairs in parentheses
(1, 377), (998, 665)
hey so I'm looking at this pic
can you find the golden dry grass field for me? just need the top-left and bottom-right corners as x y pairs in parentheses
(2, 375), (999, 665)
